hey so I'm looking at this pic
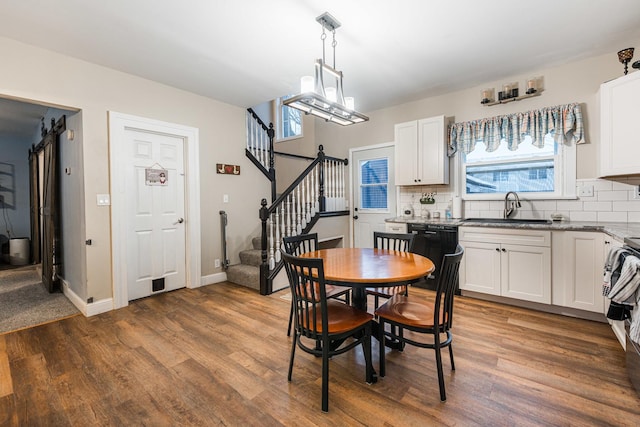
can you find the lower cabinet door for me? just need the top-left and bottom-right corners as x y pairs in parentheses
(501, 244), (551, 304)
(459, 240), (501, 296)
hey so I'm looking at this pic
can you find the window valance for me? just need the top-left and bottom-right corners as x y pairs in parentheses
(448, 102), (585, 156)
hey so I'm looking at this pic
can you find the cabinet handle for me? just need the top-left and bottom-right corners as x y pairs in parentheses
(501, 248), (506, 252)
(495, 248), (500, 252)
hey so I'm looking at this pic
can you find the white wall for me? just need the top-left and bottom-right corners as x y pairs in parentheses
(0, 36), (271, 302)
(315, 38), (640, 182)
(58, 110), (87, 299)
(0, 135), (30, 240)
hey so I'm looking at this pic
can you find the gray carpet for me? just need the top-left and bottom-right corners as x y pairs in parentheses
(0, 265), (80, 334)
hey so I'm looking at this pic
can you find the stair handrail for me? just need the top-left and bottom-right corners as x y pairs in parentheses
(257, 145), (349, 294)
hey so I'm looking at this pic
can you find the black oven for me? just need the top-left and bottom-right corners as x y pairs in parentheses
(407, 223), (459, 291)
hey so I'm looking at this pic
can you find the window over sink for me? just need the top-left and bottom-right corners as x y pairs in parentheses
(464, 134), (558, 196)
(451, 103), (582, 200)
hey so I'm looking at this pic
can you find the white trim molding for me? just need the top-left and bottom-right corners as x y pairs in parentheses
(108, 112), (201, 309)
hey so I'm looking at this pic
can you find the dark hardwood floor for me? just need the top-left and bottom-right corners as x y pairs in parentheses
(1, 282), (639, 426)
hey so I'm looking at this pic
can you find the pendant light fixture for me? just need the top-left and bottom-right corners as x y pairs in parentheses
(283, 12), (369, 126)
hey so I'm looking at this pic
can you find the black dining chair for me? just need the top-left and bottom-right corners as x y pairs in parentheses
(281, 251), (374, 412)
(375, 245), (464, 401)
(366, 231), (417, 309)
(282, 233), (351, 336)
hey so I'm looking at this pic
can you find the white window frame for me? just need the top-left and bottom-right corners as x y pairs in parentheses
(275, 96), (304, 142)
(359, 156), (390, 213)
(455, 137), (576, 200)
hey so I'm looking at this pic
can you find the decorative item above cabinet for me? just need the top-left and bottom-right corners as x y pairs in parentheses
(394, 115), (449, 186)
(599, 70), (640, 177)
(480, 76), (543, 106)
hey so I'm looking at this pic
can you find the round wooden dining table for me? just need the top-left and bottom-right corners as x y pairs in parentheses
(299, 247), (435, 311)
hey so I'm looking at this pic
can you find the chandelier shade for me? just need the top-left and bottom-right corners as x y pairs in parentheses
(283, 12), (369, 126)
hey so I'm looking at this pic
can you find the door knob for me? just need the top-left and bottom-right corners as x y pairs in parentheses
(353, 215), (359, 220)
(175, 218), (184, 224)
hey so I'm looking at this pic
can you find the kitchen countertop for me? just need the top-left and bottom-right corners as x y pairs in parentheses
(386, 217), (640, 242)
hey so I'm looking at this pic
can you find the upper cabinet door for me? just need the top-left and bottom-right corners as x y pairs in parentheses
(394, 120), (419, 186)
(394, 115), (449, 186)
(418, 115), (449, 185)
(600, 71), (640, 177)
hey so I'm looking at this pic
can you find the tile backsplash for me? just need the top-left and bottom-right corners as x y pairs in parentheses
(399, 178), (640, 222)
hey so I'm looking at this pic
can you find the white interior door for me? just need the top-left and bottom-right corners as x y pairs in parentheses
(351, 145), (396, 248)
(125, 129), (186, 300)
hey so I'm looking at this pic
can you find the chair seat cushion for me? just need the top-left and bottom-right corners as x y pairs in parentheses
(365, 285), (407, 298)
(299, 300), (373, 334)
(375, 294), (445, 329)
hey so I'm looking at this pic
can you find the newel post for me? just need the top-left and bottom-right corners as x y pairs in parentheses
(318, 145), (326, 212)
(268, 123), (277, 202)
(259, 198), (269, 295)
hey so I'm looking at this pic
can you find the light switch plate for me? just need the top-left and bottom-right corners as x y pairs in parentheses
(97, 194), (111, 206)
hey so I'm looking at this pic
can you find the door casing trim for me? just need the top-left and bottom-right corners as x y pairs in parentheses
(108, 111), (201, 309)
(348, 141), (396, 248)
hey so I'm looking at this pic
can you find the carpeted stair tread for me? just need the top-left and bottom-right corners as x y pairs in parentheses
(239, 249), (262, 267)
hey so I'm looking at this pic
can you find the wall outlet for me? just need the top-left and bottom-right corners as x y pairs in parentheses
(214, 258), (221, 268)
(223, 194), (229, 203)
(579, 185), (594, 197)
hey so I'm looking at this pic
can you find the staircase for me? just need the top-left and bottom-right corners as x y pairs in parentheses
(223, 109), (349, 294)
(225, 237), (262, 291)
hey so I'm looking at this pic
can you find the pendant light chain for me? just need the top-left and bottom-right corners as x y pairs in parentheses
(332, 29), (337, 69)
(320, 25), (327, 64)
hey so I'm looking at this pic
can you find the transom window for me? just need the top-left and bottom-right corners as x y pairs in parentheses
(360, 158), (388, 210)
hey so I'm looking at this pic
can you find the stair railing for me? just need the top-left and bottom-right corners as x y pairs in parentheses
(258, 145), (348, 294)
(246, 108), (276, 201)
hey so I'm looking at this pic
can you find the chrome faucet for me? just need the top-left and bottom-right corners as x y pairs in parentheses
(504, 191), (521, 218)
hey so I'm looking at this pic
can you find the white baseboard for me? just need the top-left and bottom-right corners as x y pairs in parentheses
(86, 298), (114, 317)
(62, 278), (113, 317)
(200, 272), (227, 287)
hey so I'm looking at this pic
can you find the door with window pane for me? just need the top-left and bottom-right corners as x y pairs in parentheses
(352, 145), (396, 248)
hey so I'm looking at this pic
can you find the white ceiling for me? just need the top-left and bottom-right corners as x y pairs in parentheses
(1, 0), (640, 120)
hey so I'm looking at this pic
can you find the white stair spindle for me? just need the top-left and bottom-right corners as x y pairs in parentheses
(268, 213), (275, 270)
(246, 112), (250, 152)
(296, 185), (302, 235)
(290, 193), (296, 236)
(301, 175), (307, 225)
(339, 162), (345, 210)
(315, 166), (320, 213)
(305, 174), (312, 223)
(274, 207), (281, 262)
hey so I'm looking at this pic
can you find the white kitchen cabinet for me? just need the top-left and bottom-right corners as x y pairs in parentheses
(394, 115), (449, 186)
(599, 71), (640, 177)
(551, 231), (605, 313)
(459, 227), (551, 304)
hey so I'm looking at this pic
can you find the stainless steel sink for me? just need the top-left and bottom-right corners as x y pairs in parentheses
(463, 217), (552, 225)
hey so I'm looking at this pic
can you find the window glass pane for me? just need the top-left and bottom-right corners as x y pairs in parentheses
(361, 159), (388, 184)
(466, 159), (554, 194)
(465, 134), (555, 164)
(280, 95), (302, 139)
(360, 158), (388, 209)
(463, 133), (557, 195)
